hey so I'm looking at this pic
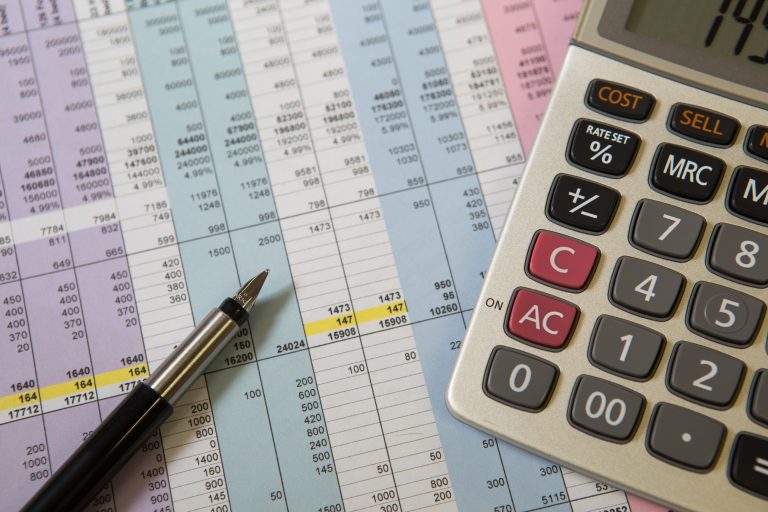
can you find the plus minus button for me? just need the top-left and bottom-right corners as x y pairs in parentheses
(548, 175), (620, 234)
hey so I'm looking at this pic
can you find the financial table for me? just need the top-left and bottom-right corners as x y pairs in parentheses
(0, 1), (652, 511)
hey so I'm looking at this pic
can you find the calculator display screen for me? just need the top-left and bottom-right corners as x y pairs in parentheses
(626, 0), (767, 67)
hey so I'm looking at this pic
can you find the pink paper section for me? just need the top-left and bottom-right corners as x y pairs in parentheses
(628, 493), (673, 512)
(481, 0), (582, 154)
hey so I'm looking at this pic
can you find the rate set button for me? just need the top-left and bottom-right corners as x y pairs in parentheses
(568, 119), (640, 177)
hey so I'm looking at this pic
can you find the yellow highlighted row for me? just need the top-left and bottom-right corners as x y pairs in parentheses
(0, 364), (147, 413)
(303, 301), (407, 336)
(2, 302), (408, 414)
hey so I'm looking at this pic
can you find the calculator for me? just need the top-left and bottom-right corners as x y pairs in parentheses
(446, 1), (768, 510)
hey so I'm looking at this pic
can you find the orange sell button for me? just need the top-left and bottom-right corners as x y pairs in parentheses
(669, 103), (739, 147)
(586, 79), (654, 121)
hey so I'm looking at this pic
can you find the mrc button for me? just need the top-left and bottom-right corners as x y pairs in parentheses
(586, 79), (654, 121)
(668, 103), (739, 146)
(728, 166), (768, 225)
(650, 143), (725, 203)
(568, 119), (640, 176)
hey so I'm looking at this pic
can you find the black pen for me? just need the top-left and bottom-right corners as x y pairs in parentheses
(21, 270), (269, 512)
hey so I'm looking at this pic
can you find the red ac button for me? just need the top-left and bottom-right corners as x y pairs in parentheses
(527, 231), (599, 291)
(506, 289), (578, 349)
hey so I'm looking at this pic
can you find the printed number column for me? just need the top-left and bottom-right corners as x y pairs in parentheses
(225, 0), (357, 509)
(5, 2), (103, 504)
(430, 0), (526, 231)
(0, 6), (50, 508)
(377, 0), (495, 316)
(328, 1), (508, 510)
(125, 2), (237, 511)
(73, 0), (178, 509)
(176, 1), (301, 510)
(281, 1), (456, 510)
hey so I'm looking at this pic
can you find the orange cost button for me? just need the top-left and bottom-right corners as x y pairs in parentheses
(586, 79), (654, 121)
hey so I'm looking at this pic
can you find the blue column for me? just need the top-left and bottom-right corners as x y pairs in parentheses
(169, 1), (343, 509)
(377, 0), (496, 314)
(328, 1), (514, 509)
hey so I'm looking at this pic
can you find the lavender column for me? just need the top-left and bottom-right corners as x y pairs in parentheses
(0, 2), (54, 509)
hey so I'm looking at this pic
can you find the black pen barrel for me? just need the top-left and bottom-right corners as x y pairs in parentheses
(21, 382), (173, 512)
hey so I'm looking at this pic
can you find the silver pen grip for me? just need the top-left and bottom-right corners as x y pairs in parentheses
(147, 308), (239, 405)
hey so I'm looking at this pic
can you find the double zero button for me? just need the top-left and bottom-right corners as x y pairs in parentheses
(569, 375), (645, 442)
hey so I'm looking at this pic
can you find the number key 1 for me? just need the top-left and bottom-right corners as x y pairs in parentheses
(589, 315), (665, 380)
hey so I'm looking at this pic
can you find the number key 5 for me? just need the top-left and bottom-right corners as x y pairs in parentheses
(687, 282), (766, 346)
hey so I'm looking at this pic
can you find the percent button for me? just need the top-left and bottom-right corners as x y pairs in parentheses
(568, 119), (640, 177)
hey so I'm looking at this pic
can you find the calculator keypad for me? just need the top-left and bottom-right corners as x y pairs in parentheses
(708, 223), (768, 286)
(547, 174), (620, 233)
(631, 199), (705, 260)
(687, 282), (766, 346)
(667, 341), (745, 408)
(454, 70), (768, 510)
(650, 143), (725, 203)
(589, 315), (664, 380)
(647, 403), (726, 471)
(568, 375), (645, 442)
(610, 257), (685, 319)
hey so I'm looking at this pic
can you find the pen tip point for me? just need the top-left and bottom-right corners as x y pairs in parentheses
(232, 270), (269, 311)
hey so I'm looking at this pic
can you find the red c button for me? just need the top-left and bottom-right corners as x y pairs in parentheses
(527, 231), (599, 290)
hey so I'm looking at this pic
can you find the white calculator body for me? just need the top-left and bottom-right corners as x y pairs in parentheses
(446, 1), (768, 511)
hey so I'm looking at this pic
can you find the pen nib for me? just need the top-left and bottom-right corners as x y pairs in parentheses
(232, 270), (269, 312)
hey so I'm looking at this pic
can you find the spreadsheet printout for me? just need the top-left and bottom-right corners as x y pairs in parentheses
(0, 1), (666, 511)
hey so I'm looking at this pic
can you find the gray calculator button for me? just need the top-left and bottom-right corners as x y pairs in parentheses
(750, 370), (768, 427)
(647, 403), (725, 471)
(589, 315), (664, 380)
(610, 257), (685, 319)
(631, 199), (705, 260)
(569, 375), (645, 442)
(668, 341), (745, 408)
(688, 282), (765, 346)
(709, 223), (768, 286)
(484, 347), (558, 411)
